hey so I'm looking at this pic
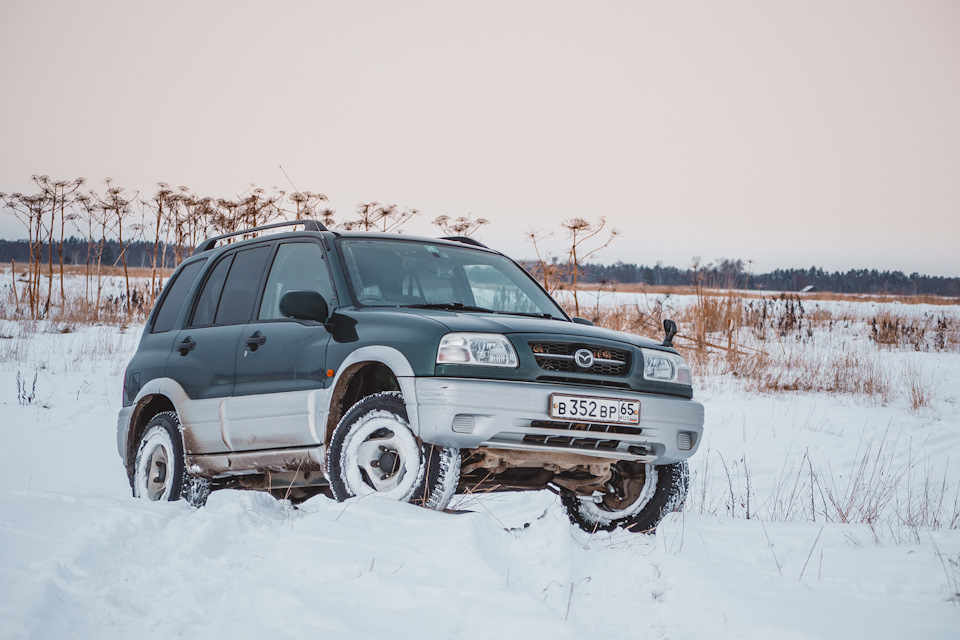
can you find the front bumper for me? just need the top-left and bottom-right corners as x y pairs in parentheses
(412, 377), (704, 465)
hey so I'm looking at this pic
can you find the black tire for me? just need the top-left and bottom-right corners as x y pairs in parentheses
(132, 411), (210, 507)
(327, 392), (460, 510)
(561, 461), (688, 533)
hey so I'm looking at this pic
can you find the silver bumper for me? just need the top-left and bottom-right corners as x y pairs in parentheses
(413, 378), (704, 465)
(117, 405), (134, 464)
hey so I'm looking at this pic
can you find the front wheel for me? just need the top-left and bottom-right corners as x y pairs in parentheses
(327, 392), (460, 510)
(561, 461), (688, 533)
(132, 411), (210, 506)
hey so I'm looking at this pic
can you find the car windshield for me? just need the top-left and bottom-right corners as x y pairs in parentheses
(339, 238), (567, 319)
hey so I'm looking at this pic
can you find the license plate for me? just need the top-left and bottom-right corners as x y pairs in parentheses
(549, 393), (640, 425)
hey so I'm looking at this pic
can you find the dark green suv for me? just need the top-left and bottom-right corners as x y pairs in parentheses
(118, 220), (704, 532)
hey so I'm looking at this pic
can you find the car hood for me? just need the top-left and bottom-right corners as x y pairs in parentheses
(386, 308), (666, 350)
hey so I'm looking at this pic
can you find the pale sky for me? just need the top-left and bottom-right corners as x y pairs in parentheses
(2, 1), (959, 276)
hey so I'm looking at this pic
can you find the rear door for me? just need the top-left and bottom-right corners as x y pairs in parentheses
(228, 240), (336, 450)
(124, 258), (206, 406)
(165, 244), (272, 453)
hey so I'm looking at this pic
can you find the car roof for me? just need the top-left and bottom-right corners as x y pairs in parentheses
(191, 223), (499, 258)
(331, 231), (496, 251)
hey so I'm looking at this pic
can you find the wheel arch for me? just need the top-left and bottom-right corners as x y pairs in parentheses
(324, 345), (419, 445)
(123, 378), (193, 483)
(324, 361), (402, 445)
(124, 394), (177, 483)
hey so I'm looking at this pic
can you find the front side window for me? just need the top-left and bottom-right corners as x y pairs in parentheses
(259, 242), (334, 320)
(339, 239), (565, 319)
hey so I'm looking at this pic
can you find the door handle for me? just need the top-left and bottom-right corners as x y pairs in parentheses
(176, 337), (196, 356)
(244, 331), (266, 351)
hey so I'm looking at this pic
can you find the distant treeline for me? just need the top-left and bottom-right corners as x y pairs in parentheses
(2, 238), (958, 297)
(0, 238), (178, 270)
(568, 259), (960, 297)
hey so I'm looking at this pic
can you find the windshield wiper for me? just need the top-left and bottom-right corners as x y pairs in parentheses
(491, 310), (557, 319)
(406, 302), (498, 313)
(405, 303), (558, 319)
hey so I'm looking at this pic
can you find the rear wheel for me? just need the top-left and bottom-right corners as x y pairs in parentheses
(561, 461), (688, 533)
(327, 392), (460, 510)
(132, 411), (210, 506)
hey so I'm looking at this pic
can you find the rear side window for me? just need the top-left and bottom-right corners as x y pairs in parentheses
(150, 259), (206, 333)
(190, 255), (234, 326)
(188, 246), (271, 326)
(215, 246), (271, 324)
(182, 245), (271, 327)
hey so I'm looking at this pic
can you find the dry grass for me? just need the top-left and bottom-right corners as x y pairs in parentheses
(2, 271), (956, 406)
(903, 361), (938, 415)
(0, 316), (140, 375)
(2, 262), (173, 279)
(603, 282), (960, 307)
(908, 384), (932, 414)
(869, 309), (959, 351)
(741, 348), (892, 400)
(559, 284), (959, 404)
(689, 431), (960, 534)
(1, 263), (157, 325)
(799, 290), (960, 307)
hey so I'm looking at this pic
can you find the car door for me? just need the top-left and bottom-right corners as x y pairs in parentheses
(165, 244), (272, 453)
(227, 240), (336, 450)
(124, 258), (207, 406)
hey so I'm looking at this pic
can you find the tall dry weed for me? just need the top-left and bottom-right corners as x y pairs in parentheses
(869, 310), (958, 352)
(689, 433), (960, 534)
(559, 282), (958, 403)
(0, 267), (155, 327)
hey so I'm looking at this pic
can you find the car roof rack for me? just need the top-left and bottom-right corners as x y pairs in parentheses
(192, 219), (326, 255)
(440, 236), (489, 249)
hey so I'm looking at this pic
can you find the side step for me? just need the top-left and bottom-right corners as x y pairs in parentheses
(187, 445), (327, 479)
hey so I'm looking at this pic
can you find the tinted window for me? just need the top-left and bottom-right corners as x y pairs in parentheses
(190, 255), (233, 326)
(259, 242), (333, 320)
(151, 259), (206, 333)
(214, 246), (271, 325)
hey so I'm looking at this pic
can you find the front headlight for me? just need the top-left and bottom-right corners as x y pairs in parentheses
(640, 348), (692, 385)
(437, 333), (519, 367)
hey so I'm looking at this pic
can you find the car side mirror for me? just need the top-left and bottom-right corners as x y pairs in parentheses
(662, 318), (678, 347)
(279, 290), (329, 322)
(571, 317), (594, 326)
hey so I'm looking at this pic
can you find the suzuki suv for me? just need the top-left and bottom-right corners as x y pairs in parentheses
(118, 220), (704, 532)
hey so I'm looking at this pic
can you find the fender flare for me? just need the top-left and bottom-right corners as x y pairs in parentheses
(327, 345), (422, 438)
(125, 378), (194, 462)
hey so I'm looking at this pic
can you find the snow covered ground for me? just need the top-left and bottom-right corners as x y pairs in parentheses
(2, 285), (959, 639)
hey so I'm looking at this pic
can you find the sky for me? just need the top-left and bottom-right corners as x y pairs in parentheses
(1, 0), (958, 276)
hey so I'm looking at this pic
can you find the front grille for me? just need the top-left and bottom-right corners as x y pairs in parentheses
(529, 341), (630, 376)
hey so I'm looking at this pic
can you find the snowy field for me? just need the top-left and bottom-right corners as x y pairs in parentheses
(2, 278), (960, 639)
